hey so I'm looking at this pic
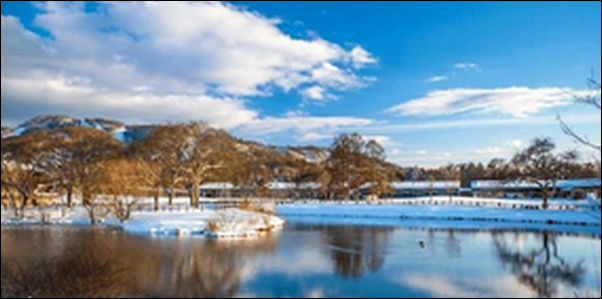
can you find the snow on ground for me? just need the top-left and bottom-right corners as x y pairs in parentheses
(2, 196), (600, 237)
(277, 196), (601, 236)
(105, 210), (285, 238)
(1, 207), (285, 239)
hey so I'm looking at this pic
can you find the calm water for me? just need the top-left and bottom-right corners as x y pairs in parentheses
(1, 225), (601, 298)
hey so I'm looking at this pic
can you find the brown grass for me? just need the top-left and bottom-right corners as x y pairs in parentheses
(1, 252), (126, 298)
(236, 201), (275, 216)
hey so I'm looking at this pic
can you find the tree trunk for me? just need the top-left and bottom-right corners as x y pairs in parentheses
(168, 188), (174, 207)
(19, 196), (28, 220)
(191, 181), (200, 209)
(154, 188), (161, 211)
(542, 191), (549, 210)
(88, 207), (97, 226)
(82, 190), (91, 207)
(66, 187), (73, 208)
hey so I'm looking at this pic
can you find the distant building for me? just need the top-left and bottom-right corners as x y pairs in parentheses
(360, 181), (461, 199)
(389, 181), (461, 198)
(197, 179), (600, 201)
(199, 182), (321, 200)
(471, 179), (601, 200)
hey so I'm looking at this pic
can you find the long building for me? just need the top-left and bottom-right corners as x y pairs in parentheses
(197, 179), (600, 200)
(471, 179), (601, 200)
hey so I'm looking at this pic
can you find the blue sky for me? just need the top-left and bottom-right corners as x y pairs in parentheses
(1, 1), (600, 166)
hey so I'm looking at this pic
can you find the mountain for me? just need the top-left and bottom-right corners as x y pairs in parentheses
(277, 146), (330, 164)
(2, 115), (332, 165)
(5, 115), (153, 144)
(3, 115), (405, 177)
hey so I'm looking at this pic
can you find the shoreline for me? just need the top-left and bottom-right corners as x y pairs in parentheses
(2, 197), (600, 238)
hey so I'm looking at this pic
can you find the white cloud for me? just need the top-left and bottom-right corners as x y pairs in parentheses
(398, 274), (533, 298)
(416, 150), (428, 156)
(474, 147), (503, 156)
(387, 87), (590, 118)
(365, 135), (391, 145)
(236, 116), (373, 137)
(348, 46), (377, 69)
(390, 148), (402, 156)
(298, 132), (333, 142)
(507, 140), (524, 148)
(455, 62), (479, 71)
(360, 114), (601, 134)
(426, 76), (449, 83)
(284, 110), (309, 118)
(301, 86), (331, 101)
(1, 2), (376, 136)
(0, 74), (257, 128)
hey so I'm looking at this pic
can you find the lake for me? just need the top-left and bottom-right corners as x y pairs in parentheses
(1, 225), (600, 298)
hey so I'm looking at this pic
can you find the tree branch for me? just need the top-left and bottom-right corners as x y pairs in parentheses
(558, 116), (602, 152)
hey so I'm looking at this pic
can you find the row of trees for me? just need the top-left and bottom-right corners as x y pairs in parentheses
(1, 123), (398, 219)
(420, 138), (599, 208)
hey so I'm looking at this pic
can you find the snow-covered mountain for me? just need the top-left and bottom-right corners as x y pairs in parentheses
(4, 115), (153, 144)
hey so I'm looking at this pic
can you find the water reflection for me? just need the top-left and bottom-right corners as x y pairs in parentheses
(493, 232), (586, 298)
(322, 226), (393, 278)
(1, 226), (600, 298)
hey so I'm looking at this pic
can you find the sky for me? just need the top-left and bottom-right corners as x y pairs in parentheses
(1, 1), (600, 167)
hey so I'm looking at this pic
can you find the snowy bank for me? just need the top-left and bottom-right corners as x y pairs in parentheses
(1, 208), (286, 240)
(277, 197), (601, 236)
(108, 209), (285, 239)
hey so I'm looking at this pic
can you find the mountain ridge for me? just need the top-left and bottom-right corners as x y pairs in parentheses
(2, 115), (334, 165)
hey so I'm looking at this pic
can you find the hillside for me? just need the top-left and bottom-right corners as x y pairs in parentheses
(2, 115), (405, 179)
(4, 115), (154, 144)
(2, 115), (335, 165)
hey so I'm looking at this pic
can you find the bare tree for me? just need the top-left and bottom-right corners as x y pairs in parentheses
(559, 76), (601, 155)
(55, 128), (122, 223)
(129, 124), (191, 208)
(512, 138), (578, 209)
(326, 134), (368, 200)
(101, 159), (149, 222)
(183, 123), (237, 208)
(365, 140), (393, 200)
(324, 134), (392, 201)
(0, 132), (55, 218)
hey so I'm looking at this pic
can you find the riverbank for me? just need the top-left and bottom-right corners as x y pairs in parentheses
(0, 208), (286, 239)
(276, 197), (601, 236)
(2, 196), (600, 237)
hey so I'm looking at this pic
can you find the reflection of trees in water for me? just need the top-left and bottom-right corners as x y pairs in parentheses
(493, 232), (586, 298)
(424, 229), (462, 258)
(444, 231), (462, 259)
(323, 226), (393, 279)
(139, 239), (276, 298)
(1, 229), (127, 298)
(1, 229), (277, 298)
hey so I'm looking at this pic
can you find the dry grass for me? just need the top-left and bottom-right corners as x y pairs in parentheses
(237, 201), (275, 215)
(1, 252), (126, 298)
(207, 221), (222, 233)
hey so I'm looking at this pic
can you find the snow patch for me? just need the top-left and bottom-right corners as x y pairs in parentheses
(1, 207), (286, 240)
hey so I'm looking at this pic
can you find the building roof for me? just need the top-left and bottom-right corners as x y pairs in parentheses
(390, 181), (461, 190)
(556, 179), (601, 191)
(471, 179), (601, 191)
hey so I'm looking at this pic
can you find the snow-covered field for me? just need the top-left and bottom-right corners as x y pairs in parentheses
(0, 207), (285, 239)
